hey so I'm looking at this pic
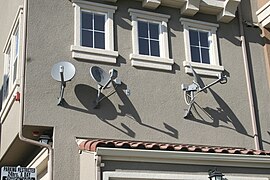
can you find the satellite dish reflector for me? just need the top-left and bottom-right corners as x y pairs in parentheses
(90, 66), (119, 108)
(51, 61), (75, 82)
(90, 66), (111, 87)
(181, 63), (227, 118)
(51, 61), (76, 105)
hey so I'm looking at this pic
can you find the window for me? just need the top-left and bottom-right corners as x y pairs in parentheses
(138, 21), (160, 57)
(180, 18), (224, 77)
(81, 11), (105, 49)
(129, 9), (173, 71)
(71, 0), (118, 63)
(2, 9), (22, 107)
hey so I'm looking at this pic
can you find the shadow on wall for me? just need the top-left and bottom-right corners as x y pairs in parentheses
(184, 88), (250, 135)
(185, 88), (270, 146)
(61, 84), (178, 139)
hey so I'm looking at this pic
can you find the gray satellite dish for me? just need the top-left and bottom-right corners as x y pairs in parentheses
(90, 66), (119, 108)
(51, 61), (76, 105)
(181, 63), (227, 118)
(90, 66), (111, 87)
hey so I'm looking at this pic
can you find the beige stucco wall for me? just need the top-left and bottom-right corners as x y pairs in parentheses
(257, 0), (270, 9)
(0, 0), (270, 179)
(0, 102), (20, 158)
(23, 0), (270, 178)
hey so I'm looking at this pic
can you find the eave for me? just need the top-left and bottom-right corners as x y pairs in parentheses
(104, 0), (241, 23)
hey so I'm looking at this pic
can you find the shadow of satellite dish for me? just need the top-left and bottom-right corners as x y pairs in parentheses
(74, 84), (118, 121)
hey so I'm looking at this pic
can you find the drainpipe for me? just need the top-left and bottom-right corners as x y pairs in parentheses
(19, 0), (53, 179)
(237, 6), (260, 150)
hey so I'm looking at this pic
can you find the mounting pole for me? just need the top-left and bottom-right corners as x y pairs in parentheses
(58, 66), (66, 105)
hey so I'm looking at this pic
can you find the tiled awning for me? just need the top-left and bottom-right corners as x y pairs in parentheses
(78, 139), (270, 156)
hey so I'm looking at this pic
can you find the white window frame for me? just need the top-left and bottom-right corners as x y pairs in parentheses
(2, 7), (22, 110)
(71, 0), (118, 63)
(103, 171), (269, 180)
(180, 18), (224, 77)
(129, 9), (174, 71)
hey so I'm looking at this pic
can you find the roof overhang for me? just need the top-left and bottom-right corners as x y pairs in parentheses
(77, 139), (270, 169)
(93, 147), (270, 169)
(257, 1), (270, 28)
(103, 0), (241, 23)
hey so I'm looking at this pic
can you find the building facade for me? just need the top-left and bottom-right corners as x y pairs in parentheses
(0, 0), (270, 179)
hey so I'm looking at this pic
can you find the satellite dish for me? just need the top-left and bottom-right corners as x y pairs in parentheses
(51, 61), (75, 82)
(181, 63), (227, 118)
(189, 63), (206, 92)
(90, 66), (120, 108)
(90, 66), (111, 88)
(51, 61), (76, 105)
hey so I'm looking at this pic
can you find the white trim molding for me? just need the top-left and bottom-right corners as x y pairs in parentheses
(180, 18), (224, 77)
(129, 8), (174, 71)
(96, 147), (270, 169)
(71, 0), (118, 63)
(256, 1), (270, 28)
(103, 171), (269, 180)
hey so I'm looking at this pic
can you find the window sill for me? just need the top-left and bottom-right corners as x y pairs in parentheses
(71, 45), (118, 64)
(183, 61), (224, 77)
(130, 54), (174, 71)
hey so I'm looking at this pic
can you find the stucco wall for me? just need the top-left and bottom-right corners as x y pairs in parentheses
(23, 0), (270, 179)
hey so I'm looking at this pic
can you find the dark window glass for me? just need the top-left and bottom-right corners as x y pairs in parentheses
(189, 30), (199, 46)
(150, 40), (160, 56)
(201, 48), (210, 64)
(13, 59), (17, 83)
(200, 31), (209, 47)
(82, 30), (93, 47)
(138, 21), (160, 56)
(191, 46), (200, 63)
(139, 38), (149, 55)
(149, 23), (159, 40)
(94, 14), (105, 31)
(82, 12), (93, 29)
(94, 32), (105, 49)
(138, 21), (148, 38)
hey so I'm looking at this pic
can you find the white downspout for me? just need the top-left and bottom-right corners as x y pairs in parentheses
(238, 5), (260, 150)
(19, 0), (53, 179)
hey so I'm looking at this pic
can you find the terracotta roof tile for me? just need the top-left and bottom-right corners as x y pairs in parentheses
(78, 139), (270, 156)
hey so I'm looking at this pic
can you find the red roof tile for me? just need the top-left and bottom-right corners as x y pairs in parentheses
(78, 139), (270, 156)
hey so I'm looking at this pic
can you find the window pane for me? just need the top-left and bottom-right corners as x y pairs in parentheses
(94, 14), (105, 31)
(4, 76), (9, 100)
(82, 12), (93, 29)
(149, 23), (159, 40)
(200, 31), (209, 47)
(139, 38), (149, 55)
(13, 59), (17, 83)
(150, 40), (160, 57)
(82, 30), (93, 47)
(201, 48), (210, 64)
(138, 21), (148, 38)
(15, 31), (19, 57)
(189, 30), (199, 46)
(94, 32), (105, 49)
(190, 46), (200, 63)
